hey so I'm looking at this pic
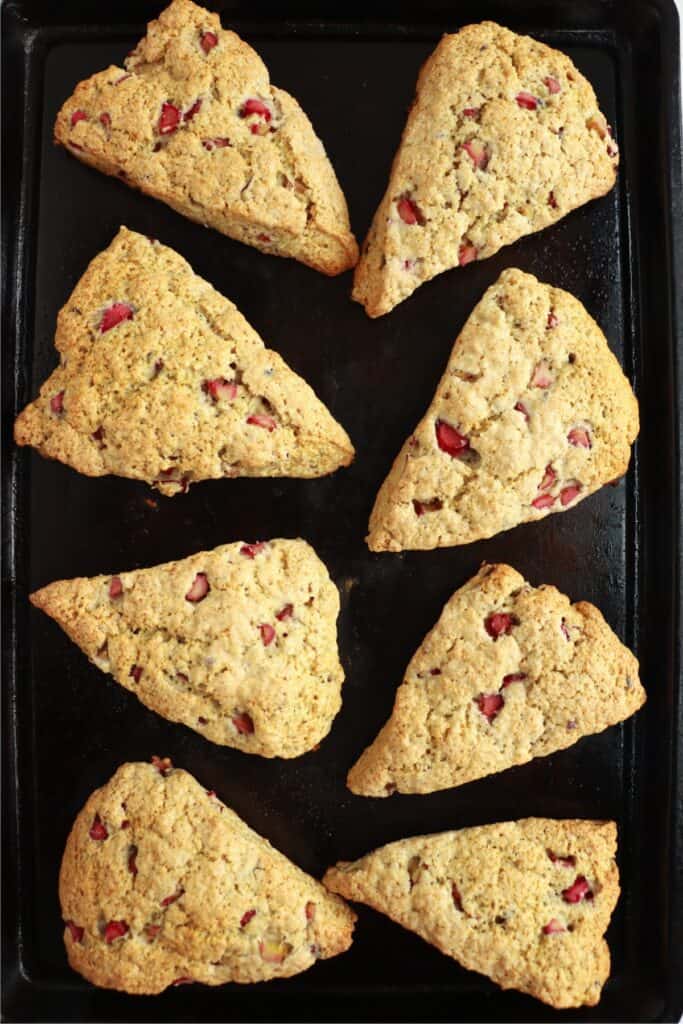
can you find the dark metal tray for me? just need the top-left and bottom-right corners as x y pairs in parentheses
(3, 2), (682, 1021)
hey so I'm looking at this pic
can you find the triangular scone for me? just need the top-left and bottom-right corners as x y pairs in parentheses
(353, 22), (618, 317)
(14, 228), (354, 493)
(54, 0), (358, 275)
(367, 268), (638, 551)
(60, 761), (356, 993)
(324, 818), (618, 1009)
(347, 563), (645, 796)
(31, 539), (344, 758)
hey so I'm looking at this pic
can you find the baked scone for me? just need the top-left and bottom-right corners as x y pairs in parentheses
(54, 0), (358, 275)
(14, 228), (354, 494)
(353, 22), (618, 316)
(60, 760), (356, 993)
(324, 818), (618, 1009)
(367, 268), (638, 551)
(31, 539), (344, 758)
(347, 563), (645, 796)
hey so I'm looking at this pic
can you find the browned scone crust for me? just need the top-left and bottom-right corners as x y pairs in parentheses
(60, 761), (356, 993)
(367, 268), (638, 551)
(14, 228), (354, 494)
(347, 563), (645, 796)
(353, 21), (618, 316)
(324, 818), (618, 1009)
(54, 0), (358, 275)
(31, 538), (344, 758)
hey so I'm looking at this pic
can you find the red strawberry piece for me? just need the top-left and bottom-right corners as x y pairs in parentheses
(413, 498), (443, 516)
(502, 672), (527, 688)
(202, 137), (231, 150)
(259, 939), (287, 963)
(548, 849), (576, 868)
(247, 413), (276, 431)
(463, 140), (489, 170)
(66, 921), (84, 943)
(539, 465), (557, 491)
(430, 668), (441, 676)
(562, 875), (593, 903)
(130, 665), (143, 683)
(232, 712), (254, 735)
(240, 542), (265, 558)
(516, 91), (538, 110)
(240, 98), (272, 121)
(172, 977), (194, 986)
(121, 820), (130, 829)
(435, 419), (470, 458)
(463, 107), (480, 119)
(186, 572), (210, 603)
(397, 196), (422, 225)
(560, 482), (582, 506)
(485, 612), (514, 638)
(151, 755), (173, 776)
(276, 603), (293, 622)
(452, 883), (463, 911)
(203, 377), (238, 402)
(50, 391), (65, 415)
(548, 191), (558, 209)
(158, 102), (181, 135)
(544, 76), (561, 94)
(184, 99), (202, 122)
(89, 814), (108, 841)
(99, 302), (133, 333)
(145, 924), (161, 941)
(458, 243), (478, 266)
(69, 142), (83, 151)
(99, 112), (111, 129)
(161, 889), (184, 907)
(71, 110), (87, 126)
(200, 30), (218, 53)
(543, 918), (566, 934)
(260, 623), (275, 646)
(475, 693), (504, 721)
(514, 401), (530, 422)
(568, 427), (591, 448)
(547, 311), (559, 329)
(531, 360), (553, 388)
(104, 920), (129, 943)
(128, 845), (138, 875)
(240, 909), (256, 928)
(305, 901), (316, 921)
(114, 74), (131, 85)
(109, 576), (123, 599)
(250, 122), (269, 136)
(561, 619), (571, 641)
(532, 494), (555, 510)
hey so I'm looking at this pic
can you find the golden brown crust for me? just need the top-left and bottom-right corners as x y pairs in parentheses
(54, 0), (358, 275)
(60, 761), (356, 993)
(324, 818), (618, 1009)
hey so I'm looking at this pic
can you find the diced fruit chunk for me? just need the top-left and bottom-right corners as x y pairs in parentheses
(259, 939), (288, 964)
(514, 401), (530, 422)
(547, 311), (559, 329)
(484, 612), (514, 638)
(458, 243), (477, 266)
(539, 465), (557, 491)
(305, 901), (316, 921)
(186, 572), (210, 603)
(99, 302), (133, 333)
(516, 91), (538, 110)
(548, 849), (576, 868)
(463, 140), (489, 170)
(240, 909), (256, 928)
(109, 576), (123, 599)
(560, 482), (582, 506)
(200, 30), (218, 53)
(161, 889), (183, 907)
(151, 755), (173, 776)
(463, 107), (480, 119)
(158, 102), (180, 135)
(531, 360), (553, 388)
(203, 377), (237, 402)
(435, 419), (470, 458)
(232, 712), (254, 735)
(246, 413), (276, 431)
(240, 542), (265, 558)
(89, 814), (108, 841)
(397, 196), (423, 225)
(276, 604), (293, 621)
(66, 921), (84, 942)
(568, 427), (592, 448)
(70, 110), (87, 126)
(129, 665), (143, 683)
(172, 977), (194, 986)
(240, 98), (272, 121)
(543, 918), (566, 934)
(502, 672), (527, 688)
(50, 391), (65, 415)
(184, 99), (202, 122)
(532, 494), (555, 510)
(562, 875), (593, 903)
(544, 76), (561, 94)
(104, 920), (129, 943)
(413, 498), (443, 516)
(475, 693), (504, 721)
(260, 623), (275, 646)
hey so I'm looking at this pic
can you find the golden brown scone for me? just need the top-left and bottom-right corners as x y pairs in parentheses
(60, 760), (356, 993)
(14, 228), (354, 494)
(54, 0), (358, 275)
(31, 539), (345, 758)
(347, 563), (645, 796)
(367, 268), (638, 551)
(353, 22), (618, 316)
(324, 818), (618, 1009)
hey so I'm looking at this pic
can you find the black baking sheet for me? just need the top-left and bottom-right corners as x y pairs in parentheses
(2, 1), (682, 1021)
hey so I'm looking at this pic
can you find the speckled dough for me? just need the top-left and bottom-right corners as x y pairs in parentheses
(367, 268), (638, 551)
(347, 563), (645, 796)
(14, 228), (354, 494)
(31, 539), (345, 758)
(353, 21), (618, 316)
(324, 818), (618, 1009)
(54, 0), (358, 275)
(60, 761), (356, 993)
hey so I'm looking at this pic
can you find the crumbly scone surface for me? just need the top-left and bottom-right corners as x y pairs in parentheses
(54, 0), (357, 275)
(347, 563), (645, 795)
(367, 268), (638, 551)
(60, 761), (356, 993)
(324, 818), (618, 1009)
(353, 21), (618, 316)
(31, 539), (344, 758)
(14, 227), (354, 493)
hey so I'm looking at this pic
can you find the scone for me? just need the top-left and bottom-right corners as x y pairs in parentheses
(14, 228), (354, 494)
(31, 539), (344, 758)
(54, 0), (358, 275)
(367, 268), (638, 551)
(324, 818), (618, 1009)
(353, 22), (618, 316)
(347, 563), (645, 796)
(60, 760), (356, 993)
